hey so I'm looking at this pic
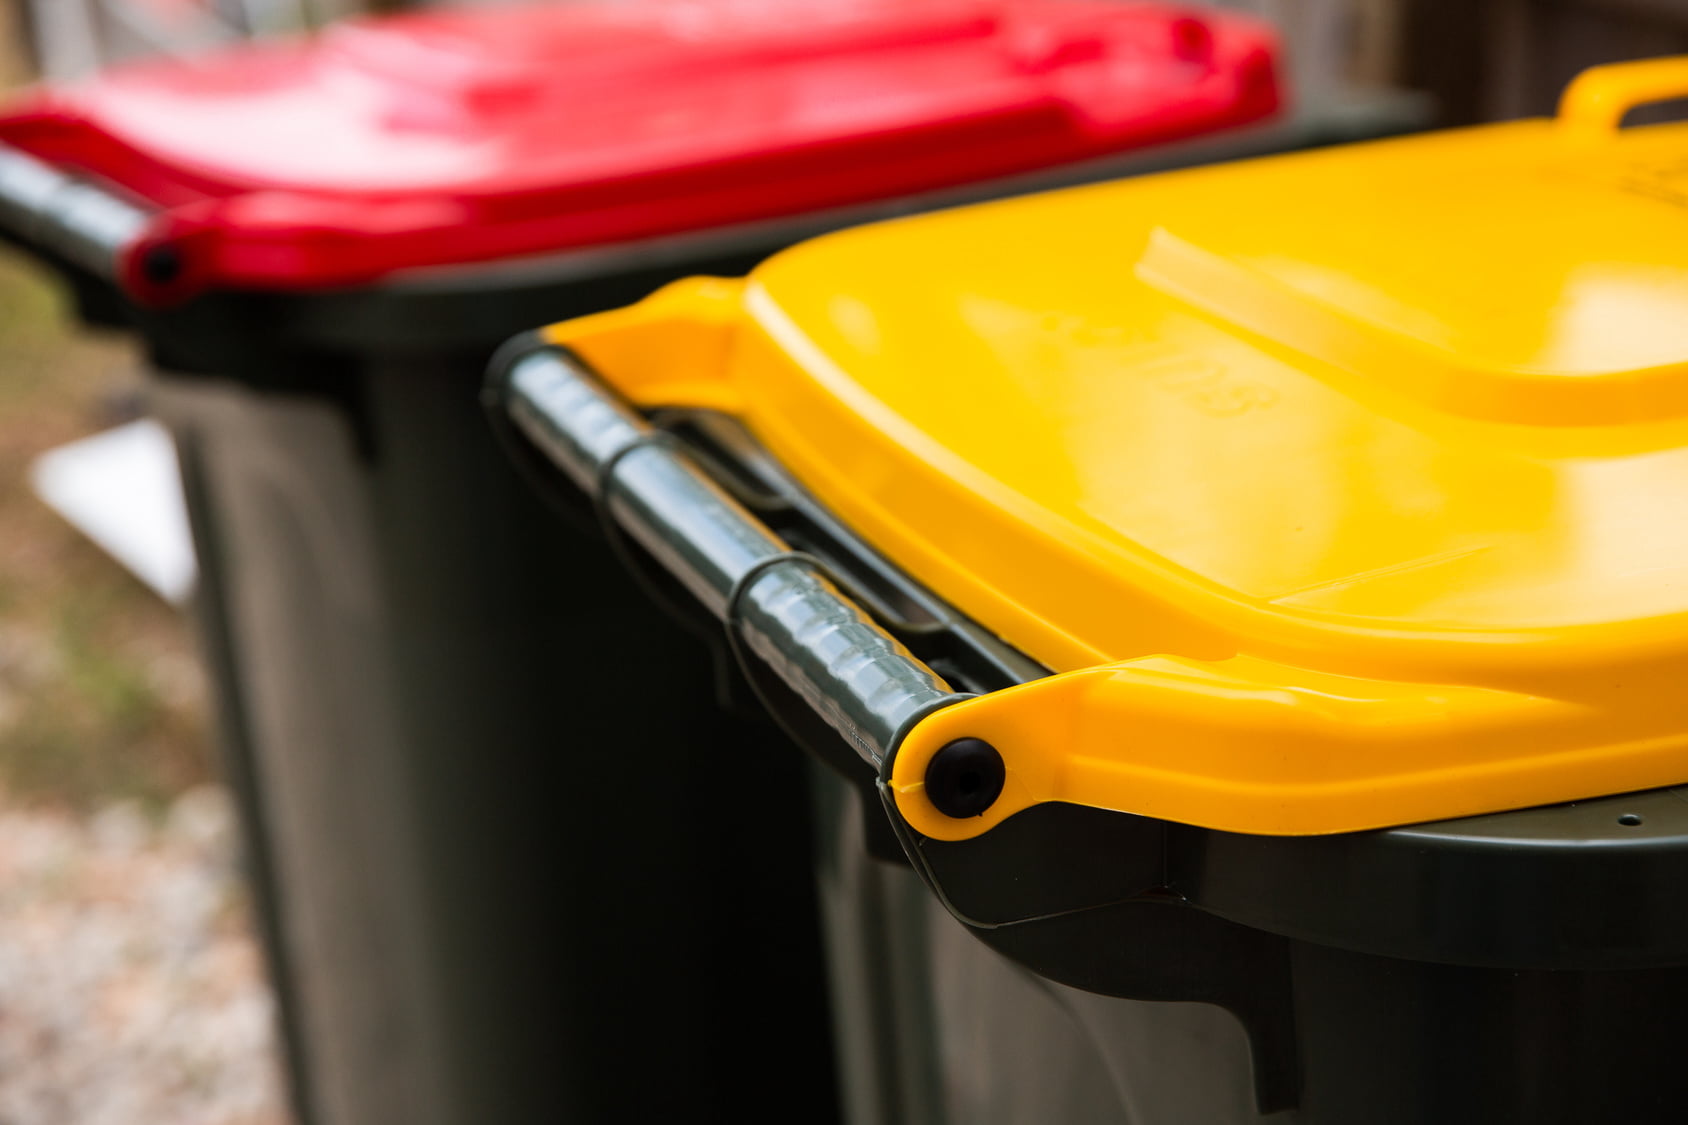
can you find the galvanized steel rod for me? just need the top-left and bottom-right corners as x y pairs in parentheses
(500, 347), (958, 766)
(0, 140), (150, 279)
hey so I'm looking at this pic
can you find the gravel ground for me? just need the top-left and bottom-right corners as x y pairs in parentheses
(0, 787), (289, 1125)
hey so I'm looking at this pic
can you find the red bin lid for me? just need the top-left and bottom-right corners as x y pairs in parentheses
(0, 0), (1278, 302)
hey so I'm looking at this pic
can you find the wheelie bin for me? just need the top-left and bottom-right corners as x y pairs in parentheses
(493, 54), (1688, 1125)
(0, 4), (1283, 1124)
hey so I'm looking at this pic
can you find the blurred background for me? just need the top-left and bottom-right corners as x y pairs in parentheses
(0, 0), (1683, 1122)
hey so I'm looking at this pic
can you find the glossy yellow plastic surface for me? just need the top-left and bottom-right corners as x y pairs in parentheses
(548, 57), (1688, 837)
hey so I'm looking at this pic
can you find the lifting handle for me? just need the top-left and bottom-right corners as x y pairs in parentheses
(1558, 55), (1688, 141)
(0, 140), (151, 281)
(492, 342), (964, 770)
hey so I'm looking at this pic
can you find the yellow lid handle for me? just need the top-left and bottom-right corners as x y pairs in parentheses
(1558, 55), (1688, 140)
(541, 276), (748, 414)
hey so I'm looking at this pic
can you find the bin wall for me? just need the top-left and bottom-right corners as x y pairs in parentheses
(809, 772), (1261, 1125)
(811, 764), (1688, 1124)
(153, 355), (838, 1125)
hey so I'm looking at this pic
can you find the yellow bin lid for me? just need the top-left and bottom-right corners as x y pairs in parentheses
(548, 56), (1688, 838)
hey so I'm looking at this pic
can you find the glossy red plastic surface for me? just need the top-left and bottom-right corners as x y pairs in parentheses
(0, 0), (1278, 301)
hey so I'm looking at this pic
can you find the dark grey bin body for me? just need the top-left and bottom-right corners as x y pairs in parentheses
(0, 233), (848, 1125)
(811, 766), (1688, 1125)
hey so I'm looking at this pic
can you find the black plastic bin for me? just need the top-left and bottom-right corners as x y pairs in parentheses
(494, 55), (1688, 1123)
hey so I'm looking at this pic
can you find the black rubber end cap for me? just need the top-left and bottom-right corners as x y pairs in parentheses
(924, 738), (1005, 819)
(140, 245), (183, 286)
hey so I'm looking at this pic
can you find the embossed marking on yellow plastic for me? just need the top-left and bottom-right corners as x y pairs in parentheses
(547, 57), (1688, 837)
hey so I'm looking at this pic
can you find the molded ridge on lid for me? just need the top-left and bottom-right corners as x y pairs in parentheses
(1136, 226), (1688, 427)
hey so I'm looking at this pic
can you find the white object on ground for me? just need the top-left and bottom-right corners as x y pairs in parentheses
(29, 418), (198, 605)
